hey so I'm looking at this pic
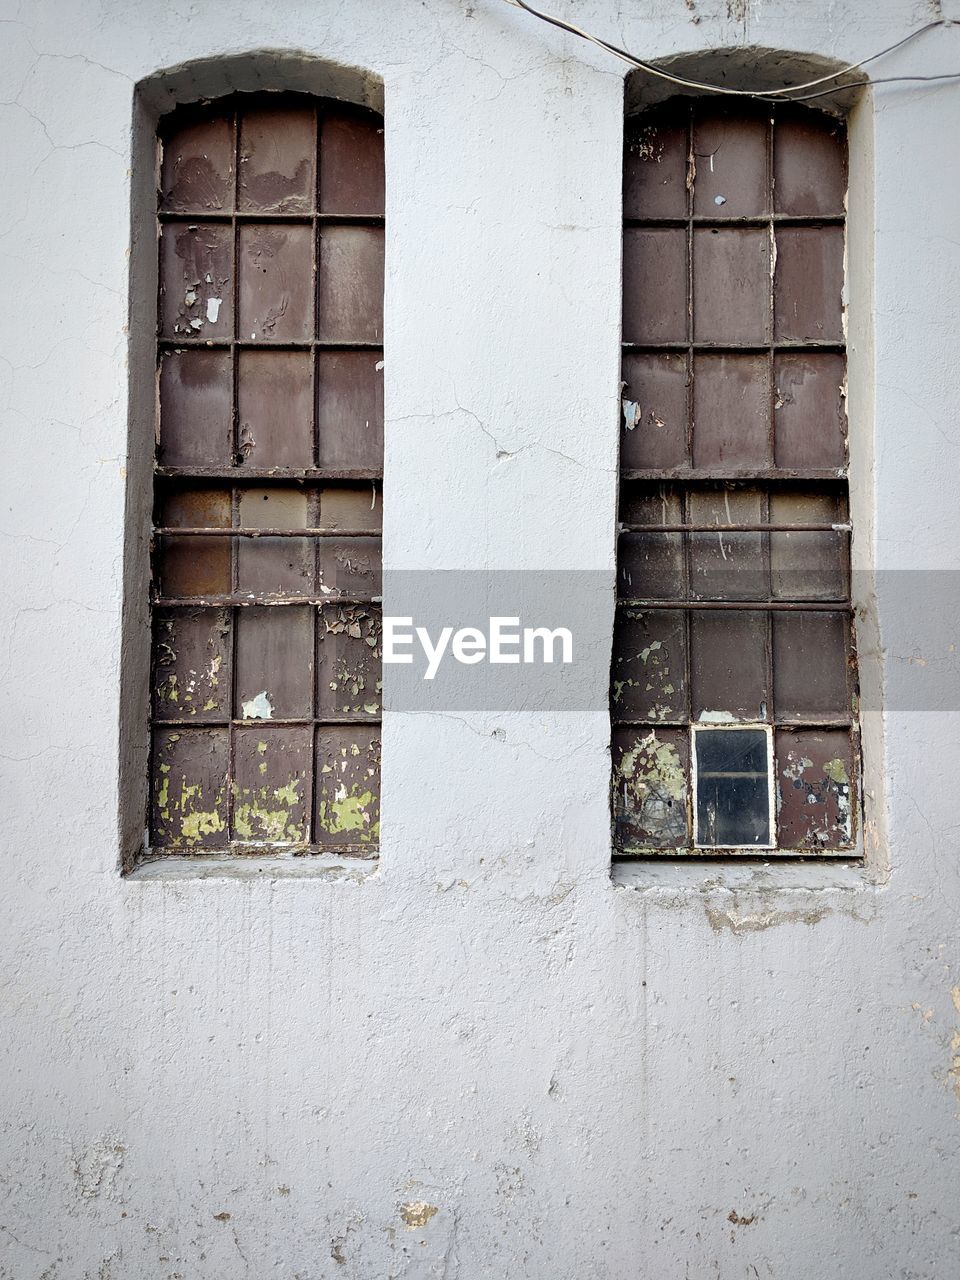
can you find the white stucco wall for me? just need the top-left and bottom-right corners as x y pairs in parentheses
(2, 0), (960, 1275)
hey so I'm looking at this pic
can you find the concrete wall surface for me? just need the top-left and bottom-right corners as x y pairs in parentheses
(1, 0), (960, 1276)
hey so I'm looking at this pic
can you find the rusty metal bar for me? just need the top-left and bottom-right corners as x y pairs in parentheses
(623, 213), (845, 228)
(621, 467), (846, 482)
(154, 594), (379, 607)
(617, 599), (853, 611)
(155, 466), (382, 481)
(157, 338), (383, 350)
(153, 527), (381, 537)
(621, 341), (845, 353)
(618, 522), (851, 533)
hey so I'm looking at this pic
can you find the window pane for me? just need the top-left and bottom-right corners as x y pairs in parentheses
(776, 727), (854, 849)
(232, 726), (312, 842)
(158, 350), (233, 468)
(611, 608), (688, 724)
(156, 486), (232, 599)
(239, 223), (314, 342)
(235, 606), (314, 720)
(773, 352), (847, 469)
(688, 488), (766, 601)
(692, 353), (770, 469)
(161, 115), (234, 213)
(622, 229), (688, 344)
(237, 488), (314, 597)
(320, 111), (385, 216)
(621, 353), (689, 470)
(618, 531), (684, 601)
(316, 351), (384, 470)
(317, 604), (382, 718)
(770, 491), (846, 601)
(694, 727), (771, 847)
(773, 611), (850, 722)
(159, 222), (234, 340)
(314, 727), (380, 852)
(237, 350), (314, 469)
(612, 726), (690, 849)
(774, 111), (846, 216)
(319, 484), (382, 531)
(693, 228), (770, 344)
(318, 536), (382, 601)
(152, 608), (232, 722)
(774, 226), (844, 343)
(690, 609), (769, 722)
(318, 227), (384, 343)
(623, 115), (688, 219)
(150, 727), (229, 850)
(238, 106), (316, 214)
(692, 108), (768, 219)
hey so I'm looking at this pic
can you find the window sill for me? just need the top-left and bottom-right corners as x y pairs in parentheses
(126, 854), (379, 883)
(612, 856), (872, 893)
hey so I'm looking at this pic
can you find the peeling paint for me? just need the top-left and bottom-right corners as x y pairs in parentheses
(399, 1201), (438, 1229)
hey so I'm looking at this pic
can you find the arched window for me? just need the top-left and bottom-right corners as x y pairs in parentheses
(612, 99), (857, 856)
(148, 94), (384, 858)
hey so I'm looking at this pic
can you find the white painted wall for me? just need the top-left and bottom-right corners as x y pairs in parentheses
(2, 0), (960, 1275)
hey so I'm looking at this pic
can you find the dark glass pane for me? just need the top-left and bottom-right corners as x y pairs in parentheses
(158, 350), (233, 467)
(235, 605), (314, 720)
(773, 352), (847, 469)
(692, 108), (768, 219)
(238, 106), (315, 213)
(692, 353), (770, 469)
(690, 609), (769, 722)
(159, 222), (234, 340)
(693, 227), (770, 344)
(232, 726), (312, 842)
(319, 484), (382, 531)
(236, 488), (313, 597)
(239, 223), (314, 342)
(152, 608), (232, 721)
(774, 226), (844, 343)
(688, 488), (766, 600)
(774, 111), (846, 216)
(317, 604), (382, 717)
(623, 113), (688, 219)
(773, 611), (850, 722)
(611, 608), (688, 724)
(318, 536), (382, 601)
(237, 350), (314, 469)
(694, 727), (771, 847)
(160, 115), (234, 213)
(150, 727), (229, 849)
(314, 726), (380, 852)
(621, 353), (689, 470)
(318, 227), (384, 343)
(156, 486), (232, 598)
(618, 531), (683, 601)
(622, 228), (688, 344)
(776, 727), (854, 849)
(320, 111), (385, 216)
(612, 726), (690, 850)
(619, 485), (682, 528)
(770, 491), (846, 600)
(316, 351), (384, 470)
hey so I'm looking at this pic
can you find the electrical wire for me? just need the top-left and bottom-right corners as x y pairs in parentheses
(500, 0), (959, 101)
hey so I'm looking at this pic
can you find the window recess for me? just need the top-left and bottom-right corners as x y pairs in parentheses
(612, 100), (858, 857)
(149, 94), (384, 858)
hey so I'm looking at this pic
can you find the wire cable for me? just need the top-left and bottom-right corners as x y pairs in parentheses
(500, 0), (958, 101)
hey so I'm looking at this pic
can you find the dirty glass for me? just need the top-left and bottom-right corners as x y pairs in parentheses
(694, 728), (771, 848)
(149, 95), (384, 858)
(614, 99), (857, 856)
